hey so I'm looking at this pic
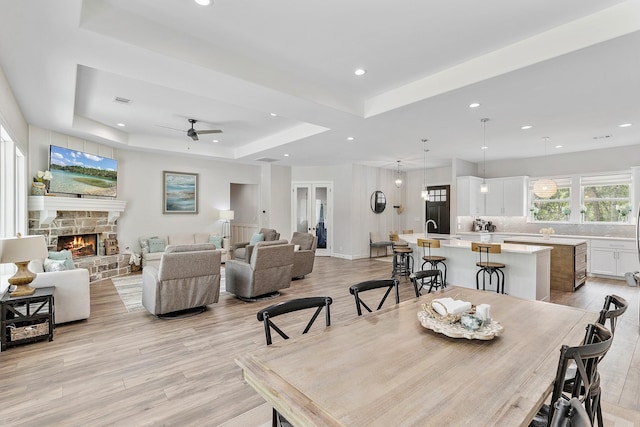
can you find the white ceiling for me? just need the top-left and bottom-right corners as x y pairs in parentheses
(1, 0), (639, 170)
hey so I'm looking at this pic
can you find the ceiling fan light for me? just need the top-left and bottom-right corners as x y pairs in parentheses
(533, 178), (558, 198)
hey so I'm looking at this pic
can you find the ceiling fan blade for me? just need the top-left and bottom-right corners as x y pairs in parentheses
(156, 124), (186, 132)
(196, 129), (223, 134)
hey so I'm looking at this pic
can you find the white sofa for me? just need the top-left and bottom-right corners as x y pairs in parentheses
(27, 260), (91, 324)
(139, 233), (230, 268)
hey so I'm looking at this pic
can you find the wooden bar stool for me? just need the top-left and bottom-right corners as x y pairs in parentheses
(417, 238), (447, 289)
(471, 242), (505, 294)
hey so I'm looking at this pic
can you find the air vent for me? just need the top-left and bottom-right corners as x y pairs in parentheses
(255, 157), (280, 163)
(592, 134), (612, 140)
(114, 97), (132, 105)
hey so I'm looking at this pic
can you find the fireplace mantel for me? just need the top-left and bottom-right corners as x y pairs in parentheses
(28, 196), (127, 226)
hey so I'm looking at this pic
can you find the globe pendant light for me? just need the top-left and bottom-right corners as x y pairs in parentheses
(480, 118), (490, 193)
(533, 137), (558, 198)
(395, 160), (403, 188)
(421, 139), (429, 200)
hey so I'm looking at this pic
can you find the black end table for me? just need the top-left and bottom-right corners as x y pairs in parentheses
(1, 286), (55, 350)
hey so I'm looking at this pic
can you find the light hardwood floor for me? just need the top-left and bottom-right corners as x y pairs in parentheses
(0, 256), (638, 426)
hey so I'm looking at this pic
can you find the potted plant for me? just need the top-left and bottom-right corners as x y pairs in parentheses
(529, 206), (539, 220)
(561, 206), (571, 220)
(615, 204), (632, 222)
(31, 170), (53, 195)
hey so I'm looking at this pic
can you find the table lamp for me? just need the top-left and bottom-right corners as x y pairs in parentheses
(220, 210), (234, 240)
(0, 234), (48, 297)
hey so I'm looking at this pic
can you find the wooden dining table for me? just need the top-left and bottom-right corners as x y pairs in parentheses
(235, 287), (595, 426)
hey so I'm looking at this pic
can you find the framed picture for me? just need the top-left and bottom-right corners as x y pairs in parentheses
(163, 171), (198, 214)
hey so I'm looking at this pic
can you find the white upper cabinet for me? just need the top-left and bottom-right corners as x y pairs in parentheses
(484, 177), (527, 216)
(457, 176), (484, 216)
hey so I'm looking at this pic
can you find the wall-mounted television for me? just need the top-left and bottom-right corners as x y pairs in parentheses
(48, 145), (118, 197)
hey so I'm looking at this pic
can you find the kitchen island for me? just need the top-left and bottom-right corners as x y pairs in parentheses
(399, 234), (552, 301)
(504, 236), (588, 292)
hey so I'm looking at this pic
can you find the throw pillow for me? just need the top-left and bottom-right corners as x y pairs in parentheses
(48, 250), (76, 270)
(139, 237), (151, 254)
(148, 237), (166, 253)
(249, 233), (264, 245)
(208, 235), (223, 249)
(43, 258), (68, 272)
(294, 244), (301, 251)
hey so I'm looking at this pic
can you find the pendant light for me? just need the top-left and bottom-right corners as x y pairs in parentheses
(533, 137), (558, 198)
(421, 139), (429, 200)
(395, 160), (403, 188)
(480, 118), (490, 193)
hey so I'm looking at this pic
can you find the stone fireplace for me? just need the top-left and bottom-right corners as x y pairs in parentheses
(28, 196), (128, 282)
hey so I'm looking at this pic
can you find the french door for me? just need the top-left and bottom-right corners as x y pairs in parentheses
(292, 182), (332, 256)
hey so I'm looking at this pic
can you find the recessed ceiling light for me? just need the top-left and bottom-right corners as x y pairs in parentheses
(481, 146), (488, 150)
(347, 136), (355, 141)
(270, 112), (278, 117)
(555, 145), (563, 148)
(212, 139), (219, 143)
(521, 125), (532, 130)
(195, 0), (211, 5)
(469, 102), (481, 108)
(619, 123), (632, 128)
(284, 154), (290, 157)
(354, 69), (367, 76)
(116, 123), (125, 127)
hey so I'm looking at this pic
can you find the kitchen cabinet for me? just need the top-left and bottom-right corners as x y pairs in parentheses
(456, 176), (483, 216)
(505, 237), (587, 291)
(590, 239), (639, 277)
(485, 177), (527, 216)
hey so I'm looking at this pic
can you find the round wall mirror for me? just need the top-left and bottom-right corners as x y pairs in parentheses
(370, 191), (386, 214)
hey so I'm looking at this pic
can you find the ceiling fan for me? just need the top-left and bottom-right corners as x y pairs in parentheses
(159, 118), (223, 141)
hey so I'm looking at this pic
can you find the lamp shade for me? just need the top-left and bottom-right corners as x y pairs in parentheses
(0, 235), (48, 264)
(533, 178), (558, 198)
(220, 210), (234, 221)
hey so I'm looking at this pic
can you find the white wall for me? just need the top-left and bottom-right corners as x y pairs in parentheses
(0, 66), (28, 153)
(269, 165), (292, 241)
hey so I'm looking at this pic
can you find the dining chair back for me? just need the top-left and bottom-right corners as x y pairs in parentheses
(545, 323), (613, 425)
(410, 270), (442, 297)
(349, 279), (399, 316)
(597, 294), (628, 336)
(257, 296), (333, 345)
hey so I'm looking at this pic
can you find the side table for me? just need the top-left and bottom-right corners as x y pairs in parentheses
(1, 286), (55, 351)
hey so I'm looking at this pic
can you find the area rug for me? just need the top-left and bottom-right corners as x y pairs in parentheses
(112, 268), (226, 313)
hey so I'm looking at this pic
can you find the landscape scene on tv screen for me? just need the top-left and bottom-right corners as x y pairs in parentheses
(49, 145), (118, 197)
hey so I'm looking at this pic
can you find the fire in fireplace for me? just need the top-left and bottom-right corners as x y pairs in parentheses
(57, 234), (97, 258)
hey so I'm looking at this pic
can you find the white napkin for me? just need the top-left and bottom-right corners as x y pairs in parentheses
(431, 297), (472, 316)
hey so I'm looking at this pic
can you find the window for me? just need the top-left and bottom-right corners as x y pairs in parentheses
(581, 174), (631, 222)
(530, 178), (571, 222)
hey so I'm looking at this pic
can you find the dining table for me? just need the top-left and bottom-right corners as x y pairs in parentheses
(235, 287), (595, 426)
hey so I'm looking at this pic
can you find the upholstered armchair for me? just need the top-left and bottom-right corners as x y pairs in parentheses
(225, 241), (294, 300)
(142, 243), (221, 316)
(232, 228), (280, 261)
(291, 232), (317, 279)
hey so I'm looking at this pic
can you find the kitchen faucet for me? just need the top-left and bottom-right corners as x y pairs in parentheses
(425, 220), (438, 237)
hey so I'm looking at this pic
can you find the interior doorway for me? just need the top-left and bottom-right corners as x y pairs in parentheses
(292, 182), (332, 256)
(426, 185), (450, 235)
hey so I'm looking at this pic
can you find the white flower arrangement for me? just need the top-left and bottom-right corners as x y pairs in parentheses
(561, 206), (571, 216)
(580, 205), (587, 214)
(615, 204), (632, 217)
(34, 170), (53, 183)
(539, 227), (555, 235)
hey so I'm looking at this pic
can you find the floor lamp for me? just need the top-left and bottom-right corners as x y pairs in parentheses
(220, 210), (234, 243)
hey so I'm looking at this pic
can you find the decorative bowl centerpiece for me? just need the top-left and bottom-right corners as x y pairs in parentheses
(418, 299), (504, 340)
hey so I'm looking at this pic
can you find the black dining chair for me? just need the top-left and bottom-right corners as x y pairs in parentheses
(257, 296), (333, 427)
(597, 294), (628, 336)
(549, 397), (592, 427)
(410, 269), (443, 297)
(530, 323), (613, 427)
(349, 279), (399, 316)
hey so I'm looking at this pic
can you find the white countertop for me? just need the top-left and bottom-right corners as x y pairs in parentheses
(457, 231), (633, 242)
(398, 234), (552, 254)
(503, 236), (588, 246)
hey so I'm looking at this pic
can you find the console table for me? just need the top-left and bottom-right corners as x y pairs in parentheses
(1, 286), (55, 350)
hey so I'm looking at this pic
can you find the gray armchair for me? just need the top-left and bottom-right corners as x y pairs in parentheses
(225, 240), (294, 300)
(232, 228), (280, 261)
(291, 232), (317, 279)
(142, 243), (221, 316)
